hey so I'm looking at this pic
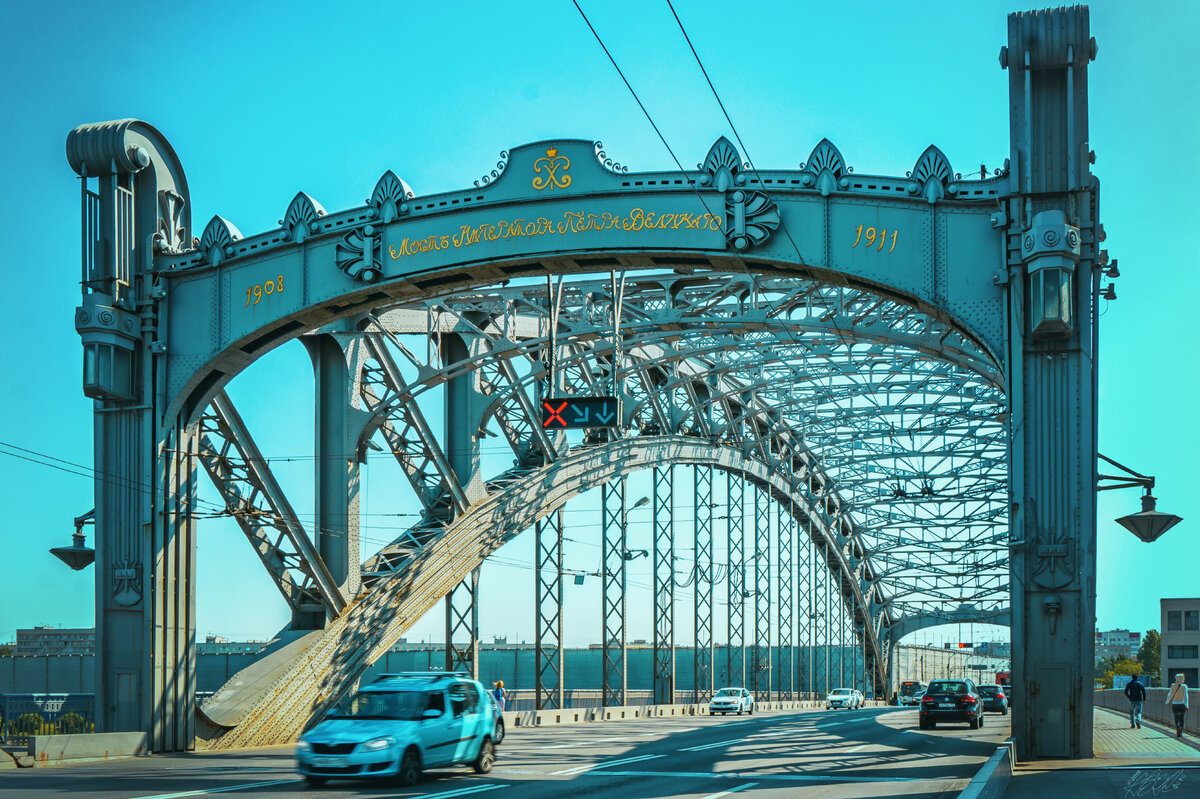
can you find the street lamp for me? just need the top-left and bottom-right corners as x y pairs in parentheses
(50, 509), (96, 570)
(1098, 454), (1183, 543)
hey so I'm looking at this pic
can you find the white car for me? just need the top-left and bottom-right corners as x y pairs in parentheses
(825, 688), (864, 710)
(296, 673), (497, 787)
(709, 687), (755, 715)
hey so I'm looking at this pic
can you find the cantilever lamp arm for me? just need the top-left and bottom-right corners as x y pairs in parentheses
(1096, 453), (1155, 493)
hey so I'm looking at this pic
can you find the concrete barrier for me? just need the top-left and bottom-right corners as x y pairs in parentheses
(504, 699), (885, 728)
(1095, 689), (1197, 735)
(957, 739), (1013, 799)
(28, 732), (148, 765)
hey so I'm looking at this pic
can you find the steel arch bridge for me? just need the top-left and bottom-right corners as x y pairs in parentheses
(68, 7), (1102, 760)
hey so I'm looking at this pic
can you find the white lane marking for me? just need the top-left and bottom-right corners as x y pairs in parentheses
(544, 736), (642, 749)
(408, 785), (509, 799)
(698, 783), (759, 799)
(549, 753), (665, 776)
(845, 744), (867, 753)
(679, 737), (744, 752)
(129, 780), (302, 799)
(592, 768), (944, 784)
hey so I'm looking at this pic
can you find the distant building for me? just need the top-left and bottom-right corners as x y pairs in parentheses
(1161, 598), (1200, 688)
(197, 635), (268, 655)
(975, 641), (1012, 658)
(16, 626), (95, 656)
(1095, 628), (1141, 661)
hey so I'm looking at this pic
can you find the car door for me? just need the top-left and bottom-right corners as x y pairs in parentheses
(416, 689), (460, 767)
(448, 682), (484, 763)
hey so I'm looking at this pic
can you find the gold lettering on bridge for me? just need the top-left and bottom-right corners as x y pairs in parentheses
(388, 208), (723, 259)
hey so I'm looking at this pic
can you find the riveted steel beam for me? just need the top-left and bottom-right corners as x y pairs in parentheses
(693, 465), (713, 703)
(777, 500), (794, 701)
(445, 568), (479, 678)
(653, 466), (675, 705)
(601, 478), (626, 708)
(196, 390), (346, 620)
(752, 485), (772, 701)
(726, 472), (746, 690)
(535, 509), (565, 710)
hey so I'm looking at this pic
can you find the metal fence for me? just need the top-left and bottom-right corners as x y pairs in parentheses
(0, 693), (95, 746)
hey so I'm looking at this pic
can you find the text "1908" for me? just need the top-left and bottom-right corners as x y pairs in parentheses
(245, 275), (285, 306)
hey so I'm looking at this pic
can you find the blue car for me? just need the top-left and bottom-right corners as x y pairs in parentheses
(296, 673), (497, 787)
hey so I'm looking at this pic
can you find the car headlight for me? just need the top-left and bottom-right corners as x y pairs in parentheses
(296, 741), (313, 754)
(362, 737), (396, 751)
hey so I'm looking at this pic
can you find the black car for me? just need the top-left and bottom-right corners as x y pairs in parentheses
(919, 678), (985, 729)
(976, 684), (1008, 715)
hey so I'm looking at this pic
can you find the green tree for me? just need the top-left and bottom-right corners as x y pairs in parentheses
(0, 644), (13, 656)
(1138, 630), (1161, 685)
(1099, 656), (1144, 688)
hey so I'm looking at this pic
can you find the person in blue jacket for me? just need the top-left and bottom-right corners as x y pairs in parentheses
(1123, 674), (1148, 729)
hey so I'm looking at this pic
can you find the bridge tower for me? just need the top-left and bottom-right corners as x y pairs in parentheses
(1004, 7), (1100, 759)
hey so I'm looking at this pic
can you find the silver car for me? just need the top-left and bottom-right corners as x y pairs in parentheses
(825, 688), (864, 710)
(709, 687), (754, 715)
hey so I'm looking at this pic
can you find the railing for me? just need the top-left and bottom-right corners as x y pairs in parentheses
(0, 693), (95, 746)
(504, 688), (829, 712)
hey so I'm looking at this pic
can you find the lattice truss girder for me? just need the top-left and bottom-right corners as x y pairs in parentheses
(195, 390), (346, 618)
(204, 273), (1007, 662)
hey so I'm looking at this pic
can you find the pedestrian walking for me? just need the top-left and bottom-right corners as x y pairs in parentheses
(1123, 674), (1147, 729)
(493, 680), (506, 713)
(1164, 673), (1190, 737)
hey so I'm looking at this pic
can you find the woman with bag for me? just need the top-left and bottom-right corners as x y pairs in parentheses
(1164, 673), (1190, 737)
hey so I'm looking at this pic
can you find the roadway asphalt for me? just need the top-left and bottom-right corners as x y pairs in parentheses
(0, 705), (1009, 799)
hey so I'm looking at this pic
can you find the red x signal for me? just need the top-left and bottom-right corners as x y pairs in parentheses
(542, 400), (568, 428)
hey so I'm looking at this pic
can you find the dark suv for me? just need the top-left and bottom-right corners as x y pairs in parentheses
(919, 678), (985, 730)
(976, 684), (1008, 715)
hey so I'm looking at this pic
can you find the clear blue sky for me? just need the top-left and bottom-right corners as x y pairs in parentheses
(1, 1), (1197, 652)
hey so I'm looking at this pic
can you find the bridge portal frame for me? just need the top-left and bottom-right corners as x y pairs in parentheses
(67, 6), (1099, 760)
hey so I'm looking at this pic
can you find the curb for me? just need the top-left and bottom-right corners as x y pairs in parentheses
(957, 739), (1013, 799)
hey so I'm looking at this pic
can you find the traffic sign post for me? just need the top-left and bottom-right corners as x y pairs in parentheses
(541, 397), (620, 429)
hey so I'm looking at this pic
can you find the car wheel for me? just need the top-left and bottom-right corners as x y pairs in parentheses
(748, 704), (754, 715)
(969, 717), (980, 730)
(1002, 707), (1008, 716)
(473, 737), (495, 774)
(494, 719), (505, 745)
(979, 715), (985, 728)
(304, 776), (327, 787)
(397, 747), (422, 786)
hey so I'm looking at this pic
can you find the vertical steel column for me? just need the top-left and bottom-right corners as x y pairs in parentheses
(444, 568), (480, 678)
(601, 479), (627, 707)
(652, 467), (675, 705)
(535, 509), (564, 710)
(725, 473), (745, 689)
(305, 333), (363, 625)
(814, 547), (829, 694)
(796, 514), (812, 698)
(776, 502), (793, 701)
(752, 485), (772, 701)
(693, 466), (714, 702)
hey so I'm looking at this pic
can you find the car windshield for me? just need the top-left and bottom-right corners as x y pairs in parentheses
(978, 686), (999, 695)
(832, 689), (852, 695)
(340, 690), (430, 720)
(715, 689), (740, 697)
(928, 682), (969, 695)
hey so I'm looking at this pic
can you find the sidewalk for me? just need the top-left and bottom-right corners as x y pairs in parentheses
(1003, 707), (1199, 797)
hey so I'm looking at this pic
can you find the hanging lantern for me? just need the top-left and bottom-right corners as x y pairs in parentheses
(1022, 210), (1081, 338)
